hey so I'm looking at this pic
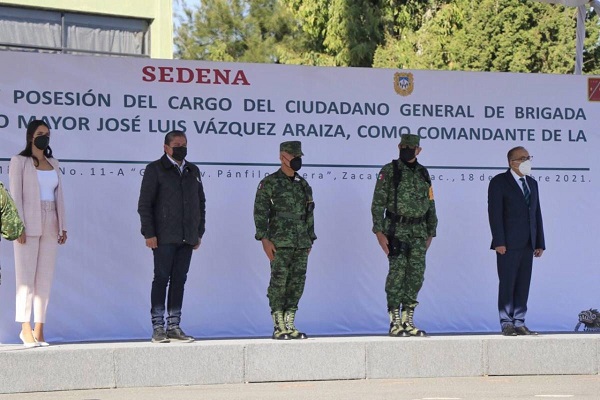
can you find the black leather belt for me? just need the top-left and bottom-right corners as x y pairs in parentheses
(385, 210), (426, 224)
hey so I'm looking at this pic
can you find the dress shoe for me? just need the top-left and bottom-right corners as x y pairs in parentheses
(33, 335), (50, 347)
(501, 325), (518, 336)
(166, 326), (195, 343)
(19, 332), (40, 348)
(515, 326), (538, 336)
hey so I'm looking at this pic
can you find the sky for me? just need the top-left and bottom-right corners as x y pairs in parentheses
(173, 0), (201, 27)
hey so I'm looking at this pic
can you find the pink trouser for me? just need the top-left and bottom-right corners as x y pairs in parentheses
(14, 201), (58, 323)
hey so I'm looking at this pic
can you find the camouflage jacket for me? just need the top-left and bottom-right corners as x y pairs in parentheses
(371, 159), (437, 240)
(254, 169), (316, 249)
(0, 182), (24, 241)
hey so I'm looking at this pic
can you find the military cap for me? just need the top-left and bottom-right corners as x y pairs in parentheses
(400, 134), (420, 147)
(280, 141), (304, 156)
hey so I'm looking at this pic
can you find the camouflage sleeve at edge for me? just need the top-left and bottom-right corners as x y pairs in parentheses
(0, 184), (7, 213)
(371, 166), (389, 233)
(307, 184), (316, 242)
(0, 182), (25, 241)
(253, 178), (272, 240)
(426, 198), (438, 237)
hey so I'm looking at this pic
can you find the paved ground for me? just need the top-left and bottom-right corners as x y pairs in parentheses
(0, 375), (598, 400)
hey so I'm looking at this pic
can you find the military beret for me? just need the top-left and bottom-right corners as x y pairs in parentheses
(400, 134), (420, 146)
(280, 141), (304, 156)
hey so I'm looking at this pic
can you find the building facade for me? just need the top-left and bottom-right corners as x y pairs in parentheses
(0, 0), (173, 58)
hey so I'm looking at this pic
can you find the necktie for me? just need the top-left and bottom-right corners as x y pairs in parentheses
(520, 177), (530, 206)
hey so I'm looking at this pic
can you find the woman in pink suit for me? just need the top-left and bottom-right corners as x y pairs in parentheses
(9, 120), (67, 347)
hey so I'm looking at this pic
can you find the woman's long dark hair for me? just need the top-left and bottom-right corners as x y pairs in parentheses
(19, 120), (53, 167)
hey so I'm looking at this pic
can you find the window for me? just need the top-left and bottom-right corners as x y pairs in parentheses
(0, 5), (150, 57)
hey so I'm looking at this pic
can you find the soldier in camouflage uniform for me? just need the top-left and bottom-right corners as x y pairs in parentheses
(1, 182), (25, 285)
(371, 134), (437, 337)
(254, 141), (316, 340)
(1, 182), (24, 241)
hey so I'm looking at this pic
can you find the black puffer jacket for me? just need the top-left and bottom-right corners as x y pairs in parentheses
(138, 154), (205, 246)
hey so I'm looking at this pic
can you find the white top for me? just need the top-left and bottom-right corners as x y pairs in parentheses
(37, 169), (58, 201)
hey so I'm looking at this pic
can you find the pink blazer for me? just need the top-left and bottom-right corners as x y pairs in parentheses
(9, 155), (67, 236)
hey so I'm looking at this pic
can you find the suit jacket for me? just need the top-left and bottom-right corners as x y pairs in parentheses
(488, 169), (545, 250)
(9, 155), (67, 236)
(137, 154), (205, 246)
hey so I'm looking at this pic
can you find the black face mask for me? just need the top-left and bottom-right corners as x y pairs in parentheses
(33, 135), (50, 151)
(171, 146), (187, 162)
(289, 156), (302, 171)
(399, 147), (416, 162)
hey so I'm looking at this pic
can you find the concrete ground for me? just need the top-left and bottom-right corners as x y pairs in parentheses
(0, 375), (598, 400)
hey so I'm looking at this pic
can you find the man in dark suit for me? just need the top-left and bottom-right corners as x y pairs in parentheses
(138, 130), (206, 343)
(488, 146), (545, 336)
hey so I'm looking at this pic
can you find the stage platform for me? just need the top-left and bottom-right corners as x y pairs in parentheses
(0, 334), (598, 394)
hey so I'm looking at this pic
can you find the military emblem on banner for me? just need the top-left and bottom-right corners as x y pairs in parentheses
(574, 308), (600, 332)
(588, 77), (600, 102)
(394, 72), (414, 96)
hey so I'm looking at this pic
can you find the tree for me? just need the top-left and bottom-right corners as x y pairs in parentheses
(175, 0), (390, 66)
(373, 0), (600, 74)
(281, 0), (454, 66)
(374, 0), (463, 70)
(321, 0), (383, 66)
(174, 0), (300, 63)
(281, 0), (385, 66)
(174, 0), (600, 74)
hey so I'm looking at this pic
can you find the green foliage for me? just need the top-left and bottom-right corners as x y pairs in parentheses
(373, 0), (600, 74)
(283, 0), (385, 66)
(174, 0), (299, 63)
(174, 0), (600, 74)
(322, 0), (383, 66)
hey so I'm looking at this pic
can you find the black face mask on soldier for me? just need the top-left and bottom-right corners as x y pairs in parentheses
(33, 135), (50, 151)
(399, 147), (416, 162)
(171, 146), (187, 162)
(290, 157), (302, 171)
(289, 156), (302, 171)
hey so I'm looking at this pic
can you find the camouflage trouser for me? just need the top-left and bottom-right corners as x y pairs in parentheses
(268, 247), (309, 312)
(385, 237), (426, 309)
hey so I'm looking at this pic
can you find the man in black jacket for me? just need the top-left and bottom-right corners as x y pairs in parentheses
(138, 130), (206, 343)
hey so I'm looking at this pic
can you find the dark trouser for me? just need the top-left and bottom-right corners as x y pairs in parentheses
(497, 245), (534, 328)
(385, 237), (426, 310)
(267, 247), (309, 313)
(151, 243), (194, 329)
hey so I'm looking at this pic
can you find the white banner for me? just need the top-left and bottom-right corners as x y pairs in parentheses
(0, 52), (599, 342)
